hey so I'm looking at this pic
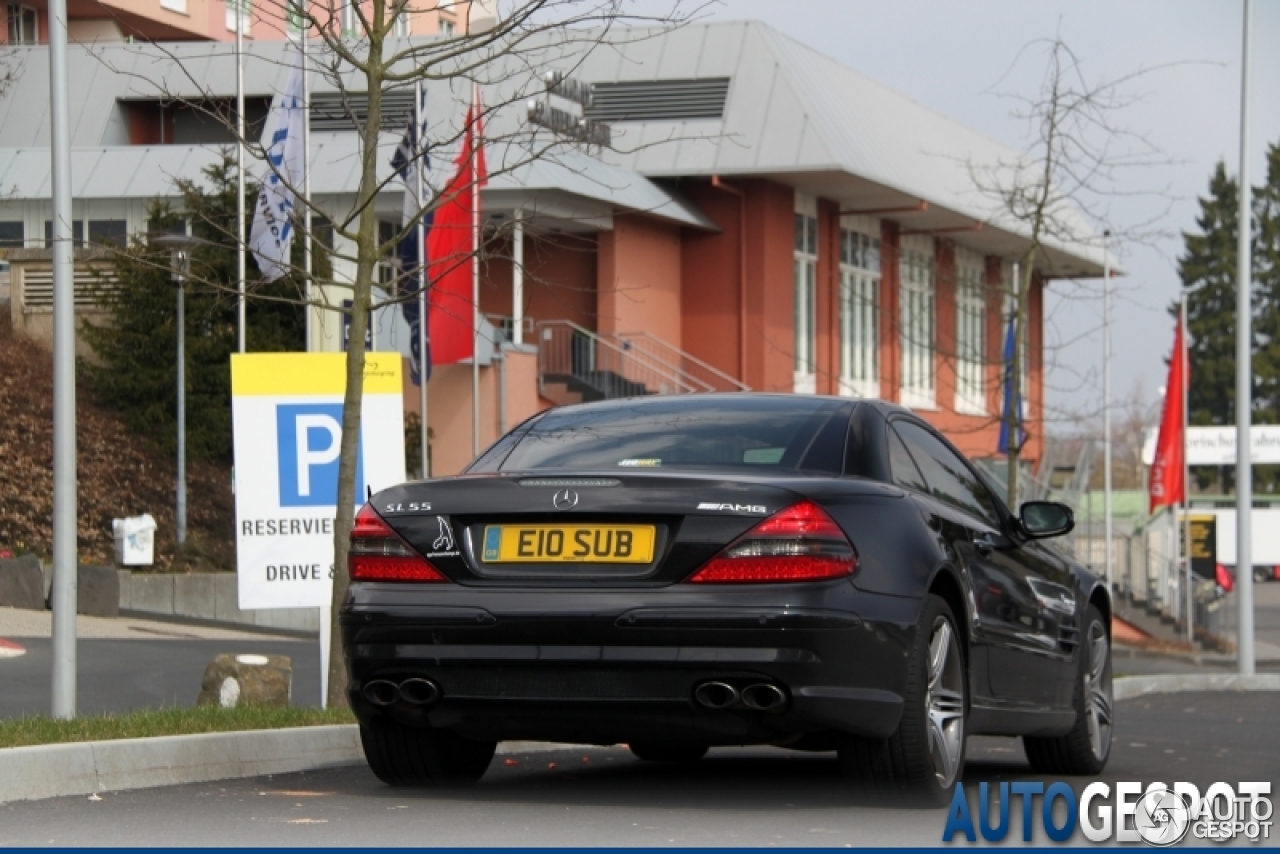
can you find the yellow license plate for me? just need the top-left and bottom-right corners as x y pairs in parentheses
(480, 525), (655, 563)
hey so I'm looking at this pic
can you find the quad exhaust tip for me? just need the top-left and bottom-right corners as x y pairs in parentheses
(398, 677), (441, 706)
(362, 679), (400, 707)
(362, 678), (443, 707)
(693, 681), (739, 709)
(740, 683), (787, 711)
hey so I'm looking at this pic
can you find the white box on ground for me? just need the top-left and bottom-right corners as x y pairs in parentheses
(231, 353), (406, 611)
(112, 514), (156, 566)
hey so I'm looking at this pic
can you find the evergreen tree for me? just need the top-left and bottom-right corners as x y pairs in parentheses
(1179, 162), (1244, 427)
(81, 152), (325, 463)
(1252, 143), (1280, 420)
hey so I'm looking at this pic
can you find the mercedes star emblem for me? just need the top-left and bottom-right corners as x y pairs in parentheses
(552, 488), (579, 511)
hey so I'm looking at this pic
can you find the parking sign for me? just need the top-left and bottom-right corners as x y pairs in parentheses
(231, 353), (405, 609)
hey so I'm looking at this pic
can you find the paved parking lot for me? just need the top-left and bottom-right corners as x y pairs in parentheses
(2, 691), (1276, 847)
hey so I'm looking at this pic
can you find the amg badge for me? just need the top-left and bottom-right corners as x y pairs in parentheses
(697, 502), (767, 514)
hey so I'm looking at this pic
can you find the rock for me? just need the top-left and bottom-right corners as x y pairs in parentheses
(0, 555), (45, 611)
(197, 653), (292, 708)
(76, 564), (119, 618)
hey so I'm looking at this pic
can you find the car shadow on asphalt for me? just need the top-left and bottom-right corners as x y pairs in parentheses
(344, 747), (1036, 812)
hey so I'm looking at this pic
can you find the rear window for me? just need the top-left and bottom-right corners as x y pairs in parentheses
(475, 397), (852, 474)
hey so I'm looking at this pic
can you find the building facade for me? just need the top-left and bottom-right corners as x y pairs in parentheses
(0, 22), (1107, 480)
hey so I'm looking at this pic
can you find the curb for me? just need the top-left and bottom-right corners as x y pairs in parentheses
(5, 675), (1278, 806)
(1114, 673), (1280, 701)
(0, 727), (572, 806)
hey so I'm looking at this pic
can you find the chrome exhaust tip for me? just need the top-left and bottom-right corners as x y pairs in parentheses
(398, 677), (441, 706)
(362, 679), (400, 707)
(740, 683), (787, 711)
(693, 681), (739, 710)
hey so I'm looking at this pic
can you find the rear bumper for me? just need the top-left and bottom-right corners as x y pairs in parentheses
(340, 580), (922, 745)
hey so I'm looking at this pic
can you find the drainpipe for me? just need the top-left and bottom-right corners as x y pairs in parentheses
(711, 175), (747, 385)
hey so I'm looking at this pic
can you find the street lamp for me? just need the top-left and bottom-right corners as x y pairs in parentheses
(149, 232), (209, 548)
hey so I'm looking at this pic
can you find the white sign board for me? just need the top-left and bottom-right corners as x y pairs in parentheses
(1141, 425), (1280, 467)
(232, 353), (406, 610)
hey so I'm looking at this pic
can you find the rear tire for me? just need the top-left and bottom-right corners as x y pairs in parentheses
(838, 594), (966, 806)
(629, 742), (708, 762)
(1024, 604), (1112, 775)
(360, 719), (496, 787)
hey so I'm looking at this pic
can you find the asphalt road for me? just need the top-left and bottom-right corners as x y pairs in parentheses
(2, 692), (1276, 847)
(0, 639), (320, 718)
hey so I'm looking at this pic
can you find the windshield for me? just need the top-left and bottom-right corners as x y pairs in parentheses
(474, 397), (851, 474)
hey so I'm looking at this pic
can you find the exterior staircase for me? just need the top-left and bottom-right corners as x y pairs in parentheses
(536, 320), (748, 406)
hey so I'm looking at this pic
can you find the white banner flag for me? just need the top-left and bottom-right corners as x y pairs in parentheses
(250, 48), (306, 281)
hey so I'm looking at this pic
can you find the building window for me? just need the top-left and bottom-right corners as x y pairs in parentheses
(0, 221), (23, 246)
(793, 212), (817, 394)
(7, 3), (37, 44)
(88, 220), (128, 247)
(45, 220), (86, 248)
(286, 0), (305, 34)
(391, 3), (409, 36)
(954, 249), (986, 415)
(838, 227), (880, 398)
(899, 243), (935, 408)
(226, 0), (250, 34)
(341, 0), (360, 37)
(438, 16), (455, 36)
(160, 0), (187, 14)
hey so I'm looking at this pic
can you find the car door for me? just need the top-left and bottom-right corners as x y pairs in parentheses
(890, 419), (1069, 708)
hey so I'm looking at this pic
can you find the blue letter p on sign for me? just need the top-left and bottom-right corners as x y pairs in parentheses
(276, 403), (365, 507)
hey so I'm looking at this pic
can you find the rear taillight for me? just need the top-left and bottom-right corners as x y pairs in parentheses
(349, 503), (448, 582)
(685, 500), (857, 583)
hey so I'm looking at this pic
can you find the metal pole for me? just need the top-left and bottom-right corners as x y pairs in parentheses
(1181, 294), (1193, 644)
(1102, 230), (1114, 597)
(176, 276), (186, 545)
(236, 0), (246, 354)
(48, 0), (78, 720)
(301, 28), (312, 352)
(471, 83), (481, 457)
(512, 209), (523, 346)
(415, 79), (429, 478)
(1236, 0), (1255, 676)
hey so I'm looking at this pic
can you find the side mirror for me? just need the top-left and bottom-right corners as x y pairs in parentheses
(1019, 501), (1074, 539)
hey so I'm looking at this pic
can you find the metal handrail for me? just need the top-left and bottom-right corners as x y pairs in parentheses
(536, 320), (699, 399)
(616, 330), (750, 392)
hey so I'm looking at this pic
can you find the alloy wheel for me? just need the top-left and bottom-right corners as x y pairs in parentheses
(1084, 621), (1114, 762)
(925, 617), (965, 787)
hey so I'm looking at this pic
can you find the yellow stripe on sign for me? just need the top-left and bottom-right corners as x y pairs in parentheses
(231, 353), (403, 396)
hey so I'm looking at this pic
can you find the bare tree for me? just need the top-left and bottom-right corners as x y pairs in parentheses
(968, 36), (1176, 507)
(94, 0), (695, 706)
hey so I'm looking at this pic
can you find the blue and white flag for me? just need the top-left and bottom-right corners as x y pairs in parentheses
(250, 47), (306, 281)
(997, 312), (1026, 454)
(392, 87), (431, 385)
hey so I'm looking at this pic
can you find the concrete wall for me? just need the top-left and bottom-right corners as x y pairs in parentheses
(117, 571), (320, 632)
(596, 215), (682, 343)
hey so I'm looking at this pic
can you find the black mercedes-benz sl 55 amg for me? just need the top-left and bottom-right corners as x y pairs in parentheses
(341, 393), (1112, 803)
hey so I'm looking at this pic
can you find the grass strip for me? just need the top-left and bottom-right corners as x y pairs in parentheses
(0, 705), (355, 750)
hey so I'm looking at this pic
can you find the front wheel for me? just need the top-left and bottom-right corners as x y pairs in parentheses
(1024, 604), (1113, 775)
(838, 594), (966, 805)
(360, 719), (496, 787)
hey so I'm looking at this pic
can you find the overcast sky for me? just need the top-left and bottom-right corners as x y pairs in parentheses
(648, 0), (1280, 433)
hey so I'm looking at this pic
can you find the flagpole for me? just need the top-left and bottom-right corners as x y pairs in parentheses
(301, 23), (312, 352)
(1102, 231), (1113, 598)
(235, 0), (246, 353)
(471, 82), (481, 458)
(1181, 294), (1193, 644)
(416, 79), (429, 478)
(1235, 0), (1255, 676)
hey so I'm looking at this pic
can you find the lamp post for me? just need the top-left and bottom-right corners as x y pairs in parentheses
(150, 233), (208, 548)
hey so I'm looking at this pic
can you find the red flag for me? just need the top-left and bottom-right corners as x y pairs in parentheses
(1148, 316), (1188, 512)
(427, 102), (487, 366)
